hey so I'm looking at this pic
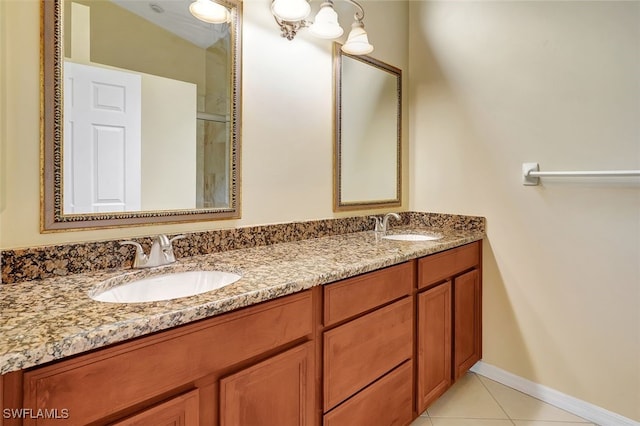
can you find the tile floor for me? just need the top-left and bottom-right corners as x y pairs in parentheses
(411, 373), (596, 426)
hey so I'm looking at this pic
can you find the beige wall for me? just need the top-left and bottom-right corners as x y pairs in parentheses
(0, 0), (409, 248)
(409, 1), (640, 421)
(141, 75), (197, 211)
(0, 0), (5, 235)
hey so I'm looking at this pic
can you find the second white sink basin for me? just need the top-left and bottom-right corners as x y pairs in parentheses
(383, 234), (442, 242)
(91, 270), (242, 303)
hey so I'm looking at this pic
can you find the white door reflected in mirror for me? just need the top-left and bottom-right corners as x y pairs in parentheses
(64, 62), (143, 214)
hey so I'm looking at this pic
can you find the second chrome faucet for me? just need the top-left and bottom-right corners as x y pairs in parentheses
(370, 212), (401, 234)
(121, 234), (186, 268)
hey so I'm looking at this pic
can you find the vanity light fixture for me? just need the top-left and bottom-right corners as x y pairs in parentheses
(271, 0), (373, 55)
(189, 0), (230, 24)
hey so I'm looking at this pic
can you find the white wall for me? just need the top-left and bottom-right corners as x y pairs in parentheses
(0, 0), (409, 248)
(409, 1), (640, 421)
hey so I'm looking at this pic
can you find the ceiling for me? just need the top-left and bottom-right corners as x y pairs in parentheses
(111, 0), (229, 49)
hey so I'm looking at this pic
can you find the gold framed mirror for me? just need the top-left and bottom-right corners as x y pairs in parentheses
(41, 0), (242, 231)
(333, 43), (401, 211)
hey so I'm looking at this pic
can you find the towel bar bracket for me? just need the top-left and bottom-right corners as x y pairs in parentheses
(523, 162), (541, 186)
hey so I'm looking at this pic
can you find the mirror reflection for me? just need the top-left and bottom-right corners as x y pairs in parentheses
(42, 0), (241, 230)
(334, 45), (401, 211)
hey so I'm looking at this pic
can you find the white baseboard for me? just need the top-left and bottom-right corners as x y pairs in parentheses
(470, 361), (639, 426)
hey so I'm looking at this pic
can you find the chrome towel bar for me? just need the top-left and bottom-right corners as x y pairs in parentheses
(522, 162), (640, 186)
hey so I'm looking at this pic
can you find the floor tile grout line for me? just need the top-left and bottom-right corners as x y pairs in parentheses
(473, 373), (595, 425)
(417, 372), (597, 426)
(508, 420), (594, 424)
(509, 422), (595, 425)
(428, 415), (520, 420)
(473, 372), (517, 425)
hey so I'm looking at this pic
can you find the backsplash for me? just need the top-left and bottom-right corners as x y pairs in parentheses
(1, 212), (485, 284)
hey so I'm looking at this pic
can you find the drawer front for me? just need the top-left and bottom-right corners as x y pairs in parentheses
(324, 262), (414, 326)
(323, 361), (413, 426)
(323, 297), (413, 411)
(418, 242), (480, 289)
(23, 291), (313, 426)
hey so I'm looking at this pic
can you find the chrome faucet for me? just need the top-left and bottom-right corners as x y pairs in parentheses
(370, 216), (384, 233)
(370, 212), (401, 234)
(120, 234), (186, 268)
(382, 212), (401, 233)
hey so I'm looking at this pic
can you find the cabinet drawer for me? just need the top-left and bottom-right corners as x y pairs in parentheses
(323, 297), (412, 411)
(22, 291), (313, 426)
(324, 262), (413, 326)
(418, 242), (480, 289)
(323, 361), (413, 426)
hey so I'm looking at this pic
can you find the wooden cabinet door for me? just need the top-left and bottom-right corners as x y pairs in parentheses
(219, 342), (315, 426)
(112, 390), (199, 426)
(416, 281), (452, 413)
(454, 269), (482, 379)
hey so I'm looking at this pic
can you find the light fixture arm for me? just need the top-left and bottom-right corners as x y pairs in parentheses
(342, 0), (365, 22)
(271, 1), (311, 40)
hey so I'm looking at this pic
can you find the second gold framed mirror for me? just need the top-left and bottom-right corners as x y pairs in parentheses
(333, 43), (402, 211)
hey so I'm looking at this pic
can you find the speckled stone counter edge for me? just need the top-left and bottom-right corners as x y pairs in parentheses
(1, 211), (485, 284)
(0, 213), (485, 374)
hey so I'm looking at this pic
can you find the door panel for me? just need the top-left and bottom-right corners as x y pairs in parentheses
(64, 61), (141, 214)
(417, 282), (452, 412)
(220, 342), (315, 426)
(454, 269), (481, 379)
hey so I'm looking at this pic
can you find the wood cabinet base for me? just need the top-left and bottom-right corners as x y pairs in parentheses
(2, 241), (482, 426)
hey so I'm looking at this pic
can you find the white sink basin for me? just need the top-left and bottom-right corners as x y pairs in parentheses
(383, 234), (442, 242)
(90, 270), (242, 303)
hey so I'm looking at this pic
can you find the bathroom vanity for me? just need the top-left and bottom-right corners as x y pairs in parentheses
(0, 223), (482, 426)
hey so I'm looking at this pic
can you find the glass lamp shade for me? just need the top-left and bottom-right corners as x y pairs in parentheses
(189, 0), (230, 24)
(309, 2), (343, 39)
(342, 21), (373, 55)
(272, 0), (311, 22)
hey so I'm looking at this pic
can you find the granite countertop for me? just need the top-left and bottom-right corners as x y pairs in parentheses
(0, 226), (484, 375)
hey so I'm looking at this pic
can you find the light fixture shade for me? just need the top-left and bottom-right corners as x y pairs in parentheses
(341, 21), (373, 55)
(272, 0), (311, 22)
(189, 0), (230, 24)
(309, 2), (343, 39)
